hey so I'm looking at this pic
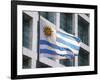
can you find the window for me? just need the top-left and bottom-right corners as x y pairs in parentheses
(78, 48), (89, 66)
(23, 55), (32, 69)
(60, 13), (73, 34)
(40, 12), (56, 24)
(23, 13), (32, 49)
(60, 59), (74, 66)
(78, 15), (89, 45)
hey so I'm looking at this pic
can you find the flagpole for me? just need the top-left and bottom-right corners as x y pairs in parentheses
(73, 14), (79, 66)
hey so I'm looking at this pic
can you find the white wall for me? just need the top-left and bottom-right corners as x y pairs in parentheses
(0, 0), (99, 80)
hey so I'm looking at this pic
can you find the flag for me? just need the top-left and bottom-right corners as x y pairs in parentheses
(40, 16), (81, 59)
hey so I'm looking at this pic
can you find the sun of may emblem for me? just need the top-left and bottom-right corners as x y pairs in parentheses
(44, 26), (53, 37)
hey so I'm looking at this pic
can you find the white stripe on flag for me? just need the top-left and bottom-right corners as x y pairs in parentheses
(56, 41), (79, 54)
(57, 33), (80, 47)
(40, 44), (74, 55)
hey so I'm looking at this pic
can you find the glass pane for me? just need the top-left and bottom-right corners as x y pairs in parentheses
(40, 12), (56, 24)
(78, 15), (89, 45)
(23, 55), (32, 69)
(78, 48), (89, 66)
(23, 13), (32, 49)
(60, 13), (73, 34)
(60, 59), (74, 66)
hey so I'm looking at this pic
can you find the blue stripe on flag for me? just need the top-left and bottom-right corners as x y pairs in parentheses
(40, 49), (76, 59)
(56, 37), (80, 50)
(40, 40), (72, 52)
(40, 49), (56, 55)
(57, 31), (80, 42)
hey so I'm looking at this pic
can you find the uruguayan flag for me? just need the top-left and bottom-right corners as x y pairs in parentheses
(40, 16), (81, 59)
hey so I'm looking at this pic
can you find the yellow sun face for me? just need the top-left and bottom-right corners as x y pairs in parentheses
(44, 26), (53, 37)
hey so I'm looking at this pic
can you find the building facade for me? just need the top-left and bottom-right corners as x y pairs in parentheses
(22, 11), (90, 68)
